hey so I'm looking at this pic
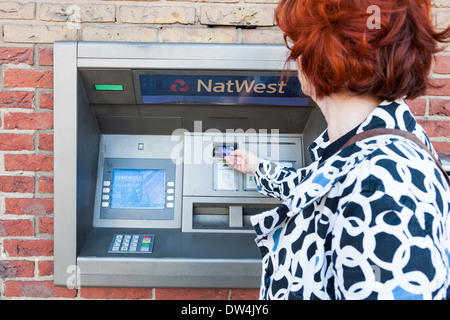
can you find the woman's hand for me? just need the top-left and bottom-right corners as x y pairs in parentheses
(224, 149), (261, 174)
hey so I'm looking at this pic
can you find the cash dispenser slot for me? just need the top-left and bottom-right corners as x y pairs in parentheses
(54, 42), (327, 289)
(191, 203), (278, 230)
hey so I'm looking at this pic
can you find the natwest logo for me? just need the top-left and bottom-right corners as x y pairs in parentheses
(197, 79), (287, 94)
(170, 79), (190, 92)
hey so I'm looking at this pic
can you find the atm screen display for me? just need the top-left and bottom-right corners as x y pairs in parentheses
(110, 169), (165, 209)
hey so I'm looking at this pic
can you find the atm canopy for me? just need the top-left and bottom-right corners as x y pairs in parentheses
(74, 42), (316, 134)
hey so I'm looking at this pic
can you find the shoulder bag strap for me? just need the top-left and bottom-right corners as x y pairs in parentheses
(339, 128), (450, 186)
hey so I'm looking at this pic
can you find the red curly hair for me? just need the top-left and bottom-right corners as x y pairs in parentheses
(276, 0), (450, 101)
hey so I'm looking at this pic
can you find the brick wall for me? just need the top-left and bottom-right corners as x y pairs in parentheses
(0, 0), (448, 300)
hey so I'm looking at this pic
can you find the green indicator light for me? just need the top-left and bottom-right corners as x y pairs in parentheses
(94, 84), (124, 91)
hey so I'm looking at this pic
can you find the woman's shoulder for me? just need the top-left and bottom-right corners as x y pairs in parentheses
(347, 137), (449, 197)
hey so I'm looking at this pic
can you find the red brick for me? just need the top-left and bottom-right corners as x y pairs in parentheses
(154, 288), (228, 300)
(434, 56), (450, 74)
(39, 133), (53, 151)
(4, 112), (53, 130)
(405, 98), (426, 116)
(39, 92), (53, 109)
(229, 289), (259, 300)
(0, 260), (35, 278)
(427, 79), (450, 96)
(0, 219), (34, 237)
(80, 287), (152, 299)
(434, 141), (450, 156)
(38, 260), (54, 277)
(0, 47), (33, 65)
(3, 69), (53, 88)
(5, 280), (76, 298)
(0, 133), (34, 151)
(417, 120), (450, 138)
(38, 176), (53, 193)
(5, 198), (54, 215)
(38, 217), (53, 234)
(3, 239), (54, 257)
(39, 48), (53, 66)
(0, 91), (34, 108)
(0, 176), (34, 193)
(430, 99), (450, 116)
(5, 154), (54, 172)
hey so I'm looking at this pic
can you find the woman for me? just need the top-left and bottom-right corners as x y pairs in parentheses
(225, 0), (450, 300)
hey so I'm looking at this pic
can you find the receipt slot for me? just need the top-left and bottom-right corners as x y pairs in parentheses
(53, 42), (326, 288)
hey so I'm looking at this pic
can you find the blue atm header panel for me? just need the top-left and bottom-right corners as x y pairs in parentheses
(135, 70), (311, 106)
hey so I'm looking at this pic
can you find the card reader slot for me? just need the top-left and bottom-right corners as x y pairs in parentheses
(246, 141), (296, 145)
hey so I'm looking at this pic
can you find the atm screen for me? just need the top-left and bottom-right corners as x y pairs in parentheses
(110, 169), (165, 209)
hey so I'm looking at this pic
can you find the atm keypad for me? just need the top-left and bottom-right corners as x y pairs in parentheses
(108, 234), (155, 253)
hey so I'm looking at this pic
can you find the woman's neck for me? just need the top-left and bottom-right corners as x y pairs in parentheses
(315, 92), (382, 143)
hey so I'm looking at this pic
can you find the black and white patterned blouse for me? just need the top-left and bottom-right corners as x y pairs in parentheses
(252, 99), (450, 300)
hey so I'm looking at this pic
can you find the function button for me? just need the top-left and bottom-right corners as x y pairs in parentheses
(167, 202), (174, 208)
(167, 188), (174, 194)
(102, 194), (110, 200)
(167, 181), (174, 187)
(102, 187), (110, 193)
(103, 181), (111, 187)
(101, 201), (109, 208)
(166, 195), (174, 201)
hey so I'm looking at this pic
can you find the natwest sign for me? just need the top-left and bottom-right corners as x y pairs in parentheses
(197, 78), (288, 95)
(139, 71), (310, 106)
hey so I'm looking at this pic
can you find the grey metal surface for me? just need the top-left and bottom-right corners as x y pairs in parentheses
(77, 227), (261, 288)
(182, 197), (280, 233)
(78, 69), (136, 104)
(75, 72), (100, 253)
(54, 42), (78, 286)
(77, 42), (295, 70)
(91, 104), (312, 135)
(442, 156), (450, 173)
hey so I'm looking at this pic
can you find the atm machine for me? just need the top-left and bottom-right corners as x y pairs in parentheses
(53, 42), (326, 288)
